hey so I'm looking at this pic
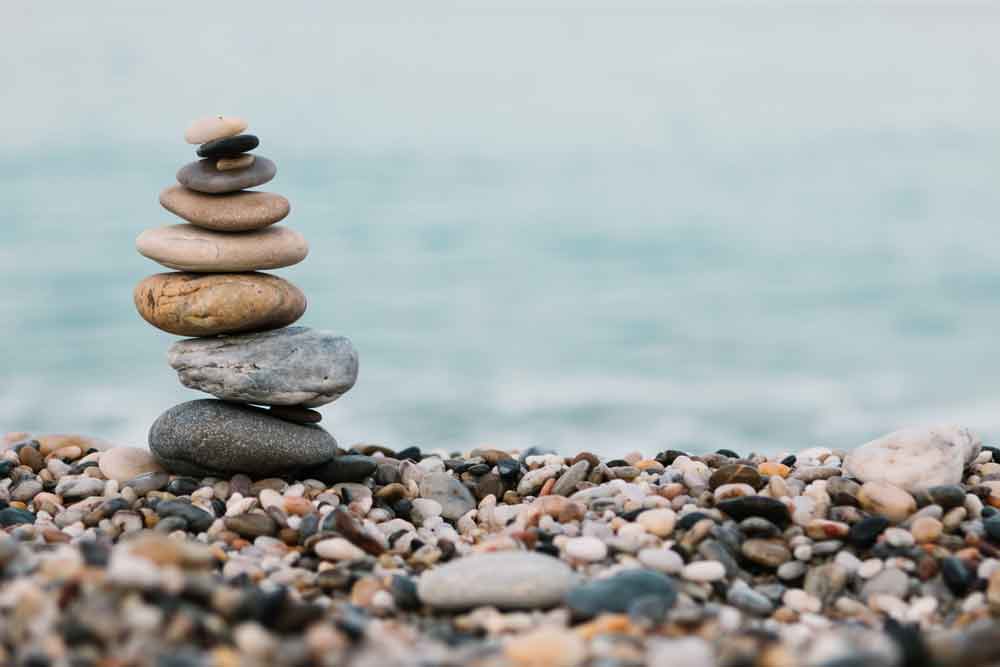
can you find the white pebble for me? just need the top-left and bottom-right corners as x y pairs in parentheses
(682, 560), (726, 582)
(564, 536), (608, 562)
(638, 548), (684, 574)
(783, 589), (821, 613)
(314, 538), (366, 561)
(858, 559), (884, 579)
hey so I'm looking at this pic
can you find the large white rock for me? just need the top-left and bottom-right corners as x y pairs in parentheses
(844, 424), (981, 492)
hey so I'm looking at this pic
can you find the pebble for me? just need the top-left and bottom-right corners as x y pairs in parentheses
(136, 224), (308, 272)
(268, 405), (323, 424)
(148, 399), (338, 477)
(133, 271), (306, 337)
(741, 538), (791, 568)
(708, 464), (762, 490)
(861, 567), (909, 600)
(198, 134), (259, 158)
(565, 569), (676, 619)
(910, 516), (942, 543)
(98, 446), (165, 482)
(638, 547), (684, 574)
(550, 460), (589, 496)
(417, 552), (577, 610)
(726, 580), (774, 615)
(168, 327), (358, 407)
(716, 495), (791, 526)
(419, 472), (476, 520)
(636, 508), (676, 537)
(314, 537), (366, 561)
(504, 628), (587, 667)
(857, 481), (917, 523)
(783, 589), (821, 613)
(564, 536), (608, 561)
(177, 156), (277, 194)
(217, 154), (255, 171)
(159, 185), (290, 231)
(184, 115), (248, 144)
(844, 424), (980, 492)
(682, 560), (726, 582)
(305, 455), (378, 485)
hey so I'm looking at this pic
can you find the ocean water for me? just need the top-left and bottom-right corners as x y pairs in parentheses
(2, 2), (999, 455)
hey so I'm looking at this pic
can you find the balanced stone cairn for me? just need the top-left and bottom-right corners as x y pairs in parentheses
(133, 115), (359, 479)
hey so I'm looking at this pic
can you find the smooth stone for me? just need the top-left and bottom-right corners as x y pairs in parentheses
(0, 508), (36, 526)
(550, 460), (589, 496)
(217, 154), (254, 171)
(177, 157), (276, 194)
(148, 399), (337, 477)
(419, 472), (476, 520)
(682, 560), (726, 582)
(198, 134), (259, 158)
(315, 537), (366, 561)
(860, 568), (909, 600)
(124, 472), (170, 495)
(184, 115), (248, 144)
(941, 556), (974, 596)
(418, 552), (577, 610)
(858, 481), (917, 523)
(224, 514), (278, 538)
(565, 569), (676, 620)
(844, 425), (981, 492)
(636, 508), (676, 538)
(154, 500), (214, 532)
(167, 327), (357, 407)
(638, 548), (684, 574)
(136, 224), (307, 273)
(709, 464), (762, 491)
(269, 405), (322, 424)
(717, 495), (791, 526)
(98, 446), (165, 482)
(564, 536), (608, 562)
(303, 455), (378, 485)
(134, 272), (306, 337)
(726, 580), (774, 616)
(740, 539), (791, 568)
(984, 515), (1000, 542)
(847, 516), (890, 548)
(159, 185), (290, 231)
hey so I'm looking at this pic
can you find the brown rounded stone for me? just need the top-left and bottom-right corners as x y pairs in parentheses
(709, 464), (763, 491)
(159, 185), (290, 232)
(133, 272), (306, 336)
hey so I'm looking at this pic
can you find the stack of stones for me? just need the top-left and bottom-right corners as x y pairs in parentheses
(133, 115), (359, 479)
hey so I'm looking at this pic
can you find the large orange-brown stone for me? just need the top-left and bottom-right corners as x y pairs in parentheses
(159, 185), (290, 231)
(133, 272), (306, 336)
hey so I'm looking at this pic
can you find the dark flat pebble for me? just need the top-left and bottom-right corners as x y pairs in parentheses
(197, 133), (259, 158)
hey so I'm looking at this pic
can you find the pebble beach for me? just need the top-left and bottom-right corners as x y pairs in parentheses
(3, 426), (1000, 667)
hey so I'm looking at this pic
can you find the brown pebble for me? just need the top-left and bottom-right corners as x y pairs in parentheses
(18, 446), (44, 472)
(570, 451), (599, 470)
(538, 478), (556, 497)
(709, 464), (762, 491)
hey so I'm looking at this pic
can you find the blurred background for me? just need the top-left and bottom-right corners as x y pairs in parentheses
(2, 1), (999, 455)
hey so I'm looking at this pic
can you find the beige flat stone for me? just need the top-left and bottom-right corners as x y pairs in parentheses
(217, 154), (254, 171)
(136, 224), (308, 272)
(133, 272), (306, 336)
(184, 115), (248, 144)
(159, 185), (290, 231)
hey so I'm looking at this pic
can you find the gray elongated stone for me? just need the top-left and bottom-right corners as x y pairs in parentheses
(177, 156), (276, 194)
(417, 552), (577, 610)
(168, 327), (359, 408)
(149, 399), (338, 477)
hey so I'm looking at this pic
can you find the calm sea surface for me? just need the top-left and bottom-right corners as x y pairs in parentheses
(2, 2), (1000, 455)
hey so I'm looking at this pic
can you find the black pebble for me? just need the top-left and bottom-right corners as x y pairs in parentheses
(655, 450), (687, 466)
(79, 540), (111, 567)
(0, 460), (13, 476)
(497, 459), (520, 479)
(678, 511), (712, 530)
(983, 445), (1000, 463)
(304, 455), (378, 485)
(395, 446), (422, 461)
(155, 500), (214, 533)
(716, 448), (740, 458)
(941, 556), (973, 596)
(389, 575), (421, 611)
(197, 133), (259, 158)
(983, 515), (1000, 542)
(884, 618), (930, 667)
(166, 477), (201, 496)
(847, 516), (890, 548)
(780, 455), (797, 467)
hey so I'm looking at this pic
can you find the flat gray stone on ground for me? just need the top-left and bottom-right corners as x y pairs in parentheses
(417, 552), (577, 610)
(149, 399), (337, 477)
(418, 472), (476, 520)
(168, 327), (358, 407)
(177, 156), (276, 194)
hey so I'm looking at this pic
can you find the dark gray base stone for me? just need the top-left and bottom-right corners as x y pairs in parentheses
(149, 399), (338, 477)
